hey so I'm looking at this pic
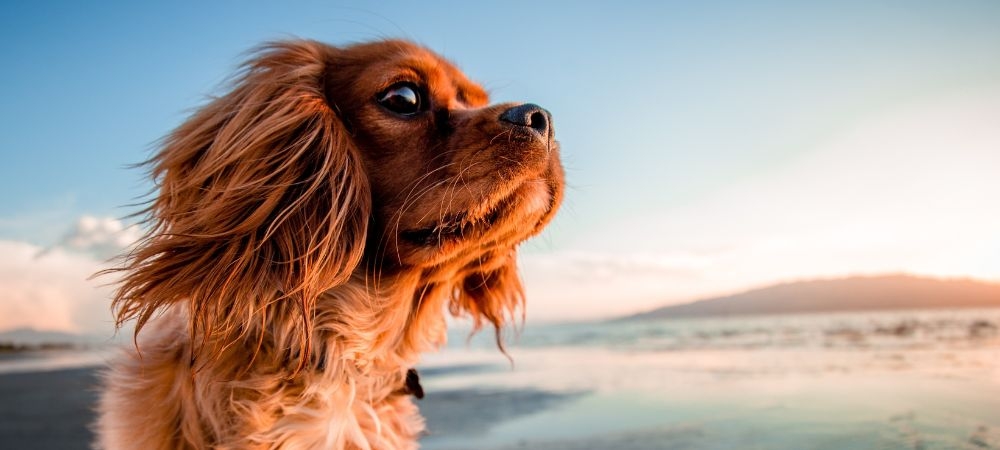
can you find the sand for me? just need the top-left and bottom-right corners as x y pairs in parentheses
(4, 358), (1000, 450)
(0, 368), (99, 450)
(0, 366), (585, 450)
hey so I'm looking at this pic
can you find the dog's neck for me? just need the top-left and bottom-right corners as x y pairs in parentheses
(313, 268), (453, 369)
(176, 263), (456, 405)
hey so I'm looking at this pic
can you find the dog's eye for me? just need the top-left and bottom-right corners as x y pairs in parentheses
(377, 83), (424, 116)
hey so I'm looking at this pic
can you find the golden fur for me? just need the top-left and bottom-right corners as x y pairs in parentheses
(96, 39), (563, 449)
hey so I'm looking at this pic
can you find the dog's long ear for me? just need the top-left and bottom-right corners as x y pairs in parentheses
(112, 41), (369, 365)
(450, 252), (525, 348)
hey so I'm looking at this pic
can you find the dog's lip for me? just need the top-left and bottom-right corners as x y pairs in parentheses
(400, 213), (484, 246)
(400, 199), (509, 246)
(399, 185), (525, 246)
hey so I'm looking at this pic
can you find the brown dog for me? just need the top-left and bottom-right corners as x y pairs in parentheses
(96, 40), (563, 449)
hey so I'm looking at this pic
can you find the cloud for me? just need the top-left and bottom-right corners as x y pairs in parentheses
(0, 239), (118, 335)
(519, 250), (722, 322)
(0, 215), (141, 335)
(40, 215), (142, 260)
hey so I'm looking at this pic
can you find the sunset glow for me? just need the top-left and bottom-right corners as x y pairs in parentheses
(2, 1), (1000, 331)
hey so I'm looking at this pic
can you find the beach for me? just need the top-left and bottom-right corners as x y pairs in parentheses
(0, 365), (583, 450)
(0, 368), (99, 449)
(3, 309), (1000, 449)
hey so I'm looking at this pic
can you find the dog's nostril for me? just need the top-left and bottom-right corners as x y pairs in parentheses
(528, 111), (547, 133)
(499, 103), (552, 136)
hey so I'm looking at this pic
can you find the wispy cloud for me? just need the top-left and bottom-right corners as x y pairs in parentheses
(38, 215), (142, 260)
(0, 215), (139, 335)
(1, 240), (117, 334)
(519, 250), (721, 322)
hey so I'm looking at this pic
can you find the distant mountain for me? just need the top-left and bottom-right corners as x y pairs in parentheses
(622, 274), (1000, 321)
(0, 328), (110, 346)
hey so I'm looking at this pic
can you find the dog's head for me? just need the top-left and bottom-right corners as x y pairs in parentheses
(114, 40), (563, 361)
(327, 41), (562, 270)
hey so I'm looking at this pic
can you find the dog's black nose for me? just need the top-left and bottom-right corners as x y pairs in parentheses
(499, 103), (552, 137)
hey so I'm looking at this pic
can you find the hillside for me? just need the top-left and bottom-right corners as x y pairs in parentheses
(0, 328), (110, 347)
(623, 274), (1000, 321)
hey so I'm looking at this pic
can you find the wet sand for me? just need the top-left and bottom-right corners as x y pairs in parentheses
(0, 368), (99, 450)
(4, 359), (1000, 450)
(0, 366), (578, 450)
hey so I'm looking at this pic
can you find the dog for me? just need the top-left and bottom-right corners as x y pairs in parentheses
(95, 39), (564, 449)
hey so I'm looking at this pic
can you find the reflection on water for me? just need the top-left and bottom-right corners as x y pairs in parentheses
(421, 309), (1000, 449)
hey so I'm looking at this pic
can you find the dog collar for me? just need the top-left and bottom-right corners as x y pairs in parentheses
(403, 368), (424, 399)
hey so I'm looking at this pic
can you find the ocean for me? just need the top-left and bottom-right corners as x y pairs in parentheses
(419, 308), (1000, 449)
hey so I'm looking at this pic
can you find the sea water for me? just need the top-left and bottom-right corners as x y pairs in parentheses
(420, 309), (1000, 449)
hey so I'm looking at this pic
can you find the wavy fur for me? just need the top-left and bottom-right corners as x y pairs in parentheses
(97, 39), (563, 450)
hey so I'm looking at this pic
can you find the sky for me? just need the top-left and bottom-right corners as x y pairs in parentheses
(2, 1), (1000, 333)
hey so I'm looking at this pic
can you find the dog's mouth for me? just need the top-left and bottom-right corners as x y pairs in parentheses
(398, 157), (559, 249)
(400, 200), (508, 246)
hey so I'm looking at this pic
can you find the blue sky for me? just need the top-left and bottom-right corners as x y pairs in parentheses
(3, 1), (1000, 330)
